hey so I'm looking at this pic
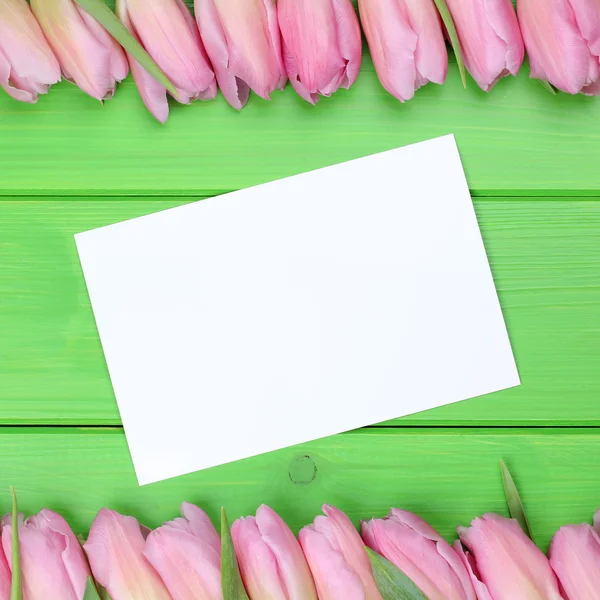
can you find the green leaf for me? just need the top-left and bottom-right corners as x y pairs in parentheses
(221, 508), (249, 600)
(10, 487), (22, 600)
(432, 0), (467, 88)
(83, 577), (102, 600)
(73, 0), (175, 94)
(500, 459), (534, 541)
(366, 547), (429, 600)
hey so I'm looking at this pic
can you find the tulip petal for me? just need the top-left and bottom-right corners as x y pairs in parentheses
(452, 541), (494, 600)
(26, 510), (91, 600)
(232, 517), (287, 600)
(254, 505), (317, 600)
(359, 0), (419, 101)
(445, 0), (522, 91)
(144, 526), (221, 600)
(31, 0), (119, 101)
(196, 0), (285, 108)
(331, 0), (362, 88)
(458, 514), (563, 600)
(75, 5), (129, 83)
(2, 513), (79, 600)
(122, 0), (214, 99)
(84, 509), (171, 600)
(116, 0), (169, 123)
(518, 0), (592, 94)
(549, 523), (600, 600)
(299, 526), (367, 600)
(278, 0), (354, 103)
(0, 0), (61, 102)
(315, 505), (381, 600)
(365, 514), (475, 600)
(195, 0), (247, 109)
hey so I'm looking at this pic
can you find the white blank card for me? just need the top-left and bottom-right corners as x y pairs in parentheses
(75, 135), (520, 485)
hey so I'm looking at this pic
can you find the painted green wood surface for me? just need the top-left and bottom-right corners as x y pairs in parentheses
(0, 428), (597, 552)
(2, 9), (600, 554)
(1, 198), (599, 425)
(1, 66), (599, 196)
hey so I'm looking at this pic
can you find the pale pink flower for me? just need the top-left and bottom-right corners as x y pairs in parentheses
(144, 502), (222, 600)
(299, 504), (382, 600)
(359, 0), (447, 101)
(518, 0), (600, 95)
(549, 508), (600, 600)
(84, 509), (171, 600)
(195, 0), (286, 109)
(30, 0), (128, 101)
(232, 505), (317, 600)
(2, 509), (91, 600)
(0, 0), (61, 103)
(444, 0), (524, 91)
(116, 0), (216, 123)
(455, 513), (564, 600)
(278, 0), (361, 104)
(362, 508), (476, 600)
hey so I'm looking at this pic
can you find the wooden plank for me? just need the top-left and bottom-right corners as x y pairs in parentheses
(0, 427), (598, 551)
(1, 58), (599, 196)
(1, 198), (598, 425)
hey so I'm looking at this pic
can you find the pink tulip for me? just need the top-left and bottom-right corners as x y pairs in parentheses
(0, 0), (61, 103)
(455, 513), (563, 600)
(84, 509), (171, 600)
(231, 505), (317, 600)
(299, 504), (382, 600)
(443, 0), (524, 91)
(1, 509), (91, 600)
(277, 0), (361, 104)
(194, 0), (286, 109)
(549, 509), (600, 600)
(30, 0), (128, 101)
(144, 502), (222, 600)
(518, 0), (600, 95)
(361, 509), (476, 600)
(116, 0), (216, 124)
(359, 0), (447, 101)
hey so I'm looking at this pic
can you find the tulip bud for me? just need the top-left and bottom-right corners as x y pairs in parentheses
(549, 509), (600, 599)
(361, 509), (476, 600)
(443, 0), (524, 91)
(455, 513), (563, 600)
(277, 0), (361, 104)
(0, 0), (61, 103)
(30, 0), (128, 101)
(116, 0), (217, 123)
(517, 0), (600, 95)
(0, 535), (8, 600)
(84, 509), (171, 600)
(299, 504), (382, 600)
(1, 509), (91, 600)
(195, 0), (286, 109)
(231, 505), (317, 600)
(358, 0), (447, 102)
(144, 502), (222, 600)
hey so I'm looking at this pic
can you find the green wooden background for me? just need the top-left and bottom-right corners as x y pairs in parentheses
(1, 25), (599, 555)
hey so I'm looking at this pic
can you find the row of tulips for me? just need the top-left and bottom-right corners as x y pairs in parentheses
(1, 0), (600, 123)
(0, 481), (599, 600)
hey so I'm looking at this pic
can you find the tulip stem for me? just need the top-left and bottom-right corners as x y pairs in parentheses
(10, 487), (22, 600)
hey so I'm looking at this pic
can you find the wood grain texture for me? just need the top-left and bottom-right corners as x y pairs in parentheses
(1, 62), (599, 196)
(0, 427), (597, 551)
(1, 198), (598, 425)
